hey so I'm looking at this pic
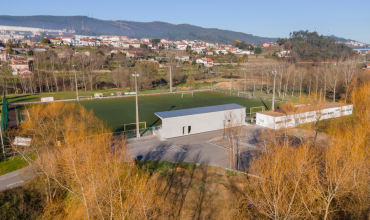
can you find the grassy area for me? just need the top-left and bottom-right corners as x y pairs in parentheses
(15, 91), (277, 132)
(0, 156), (31, 176)
(76, 91), (277, 131)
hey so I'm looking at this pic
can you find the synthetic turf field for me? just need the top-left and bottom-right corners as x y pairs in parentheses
(78, 91), (278, 132)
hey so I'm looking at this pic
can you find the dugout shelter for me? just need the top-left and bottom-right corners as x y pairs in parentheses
(154, 104), (246, 139)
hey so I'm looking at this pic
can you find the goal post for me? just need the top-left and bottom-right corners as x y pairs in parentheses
(124, 122), (147, 132)
(78, 96), (93, 100)
(250, 106), (265, 115)
(238, 92), (251, 98)
(181, 91), (193, 98)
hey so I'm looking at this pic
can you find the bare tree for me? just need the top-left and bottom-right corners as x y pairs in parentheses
(343, 59), (358, 103)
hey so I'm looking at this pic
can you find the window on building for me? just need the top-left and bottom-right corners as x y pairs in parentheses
(183, 126), (185, 135)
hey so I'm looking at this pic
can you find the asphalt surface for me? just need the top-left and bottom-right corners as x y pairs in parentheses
(0, 167), (34, 191)
(128, 125), (264, 169)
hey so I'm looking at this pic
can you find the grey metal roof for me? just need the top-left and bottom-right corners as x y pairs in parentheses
(155, 104), (245, 119)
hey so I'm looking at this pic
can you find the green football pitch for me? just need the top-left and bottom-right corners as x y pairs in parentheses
(77, 91), (277, 132)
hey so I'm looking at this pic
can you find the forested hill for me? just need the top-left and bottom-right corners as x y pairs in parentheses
(0, 15), (276, 44)
(277, 30), (356, 61)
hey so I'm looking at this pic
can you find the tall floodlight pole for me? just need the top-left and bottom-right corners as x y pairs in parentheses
(73, 64), (78, 100)
(169, 65), (172, 92)
(132, 72), (140, 138)
(271, 71), (277, 110)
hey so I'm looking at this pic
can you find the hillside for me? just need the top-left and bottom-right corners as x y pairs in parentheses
(277, 30), (356, 61)
(0, 15), (276, 44)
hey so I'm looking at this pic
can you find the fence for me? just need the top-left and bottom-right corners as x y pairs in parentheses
(11, 88), (213, 106)
(211, 88), (296, 105)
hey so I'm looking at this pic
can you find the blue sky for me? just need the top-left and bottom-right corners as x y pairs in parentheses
(2, 0), (369, 44)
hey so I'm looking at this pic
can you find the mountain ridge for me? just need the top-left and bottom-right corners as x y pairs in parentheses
(0, 15), (277, 44)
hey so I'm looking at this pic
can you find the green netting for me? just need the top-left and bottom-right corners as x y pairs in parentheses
(1, 92), (8, 160)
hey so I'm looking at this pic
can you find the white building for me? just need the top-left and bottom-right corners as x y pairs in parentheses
(61, 36), (79, 46)
(141, 38), (150, 43)
(236, 50), (251, 55)
(256, 103), (353, 130)
(175, 55), (190, 61)
(154, 104), (246, 139)
(177, 43), (188, 50)
(196, 58), (214, 66)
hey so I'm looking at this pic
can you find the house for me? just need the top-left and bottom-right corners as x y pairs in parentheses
(196, 58), (214, 66)
(177, 44), (187, 50)
(45, 37), (62, 45)
(140, 42), (152, 48)
(276, 50), (290, 58)
(126, 51), (144, 59)
(141, 38), (150, 43)
(214, 49), (227, 55)
(365, 64), (370, 69)
(256, 103), (353, 130)
(262, 43), (270, 47)
(11, 57), (29, 72)
(80, 39), (100, 47)
(153, 104), (246, 140)
(206, 42), (215, 47)
(206, 51), (213, 56)
(129, 42), (141, 48)
(61, 36), (79, 46)
(175, 55), (190, 62)
(12, 48), (29, 54)
(0, 51), (9, 61)
(236, 50), (250, 55)
(21, 39), (37, 46)
(19, 69), (33, 78)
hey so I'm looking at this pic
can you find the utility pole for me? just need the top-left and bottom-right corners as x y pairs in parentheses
(271, 71), (277, 110)
(132, 72), (140, 138)
(73, 64), (78, 99)
(169, 65), (172, 92)
(244, 68), (247, 91)
(230, 79), (232, 94)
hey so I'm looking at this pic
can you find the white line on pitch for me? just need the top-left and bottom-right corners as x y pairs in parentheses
(7, 181), (24, 186)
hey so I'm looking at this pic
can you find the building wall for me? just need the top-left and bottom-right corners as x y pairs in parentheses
(256, 105), (353, 130)
(157, 108), (246, 139)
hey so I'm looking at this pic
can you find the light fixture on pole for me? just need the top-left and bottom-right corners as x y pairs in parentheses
(132, 72), (140, 138)
(271, 71), (277, 110)
(73, 64), (78, 100)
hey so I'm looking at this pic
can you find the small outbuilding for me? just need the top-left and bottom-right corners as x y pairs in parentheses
(256, 103), (353, 130)
(154, 104), (246, 140)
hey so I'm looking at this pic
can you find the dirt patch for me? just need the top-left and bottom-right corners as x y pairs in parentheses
(213, 82), (231, 90)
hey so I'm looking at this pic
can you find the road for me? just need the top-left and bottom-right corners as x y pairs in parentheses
(0, 167), (34, 191)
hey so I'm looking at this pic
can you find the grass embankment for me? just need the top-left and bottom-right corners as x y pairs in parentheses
(0, 156), (33, 176)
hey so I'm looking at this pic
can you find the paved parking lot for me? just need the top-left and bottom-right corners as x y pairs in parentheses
(128, 125), (265, 169)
